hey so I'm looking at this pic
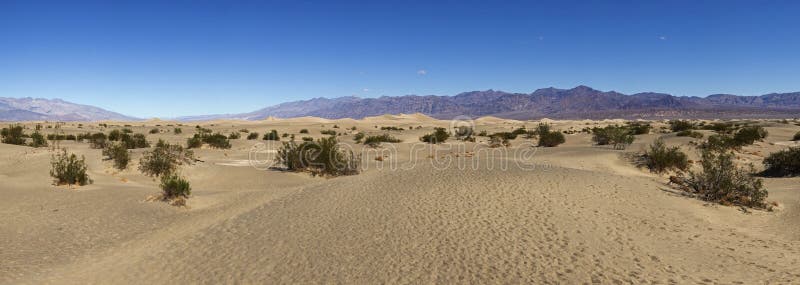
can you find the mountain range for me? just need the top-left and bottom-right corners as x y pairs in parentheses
(0, 97), (137, 122)
(3, 86), (800, 121)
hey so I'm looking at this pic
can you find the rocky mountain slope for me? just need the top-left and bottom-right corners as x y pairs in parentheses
(0, 97), (138, 121)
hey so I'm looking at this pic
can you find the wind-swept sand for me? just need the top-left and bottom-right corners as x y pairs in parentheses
(1, 117), (799, 284)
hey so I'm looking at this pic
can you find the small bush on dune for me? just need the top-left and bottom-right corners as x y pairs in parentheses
(353, 133), (365, 143)
(301, 137), (314, 141)
(762, 146), (800, 177)
(228, 132), (241, 139)
(28, 132), (48, 147)
(1, 124), (26, 145)
(792, 131), (800, 141)
(160, 173), (191, 199)
(186, 136), (203, 148)
(626, 122), (652, 135)
(380, 126), (404, 131)
(263, 130), (280, 141)
(50, 149), (92, 186)
(174, 128), (183, 134)
(276, 136), (360, 176)
(108, 129), (123, 141)
(149, 128), (160, 134)
(299, 129), (309, 134)
(139, 139), (195, 177)
(320, 129), (337, 136)
(89, 132), (108, 149)
(732, 126), (767, 146)
(679, 149), (768, 208)
(669, 120), (695, 132)
(642, 138), (688, 173)
(701, 122), (735, 134)
(535, 123), (565, 147)
(591, 125), (634, 150)
(676, 130), (704, 139)
(363, 134), (401, 147)
(121, 133), (150, 149)
(247, 132), (259, 140)
(488, 135), (510, 148)
(420, 127), (450, 144)
(200, 133), (232, 149)
(455, 126), (475, 142)
(700, 134), (739, 152)
(103, 142), (130, 170)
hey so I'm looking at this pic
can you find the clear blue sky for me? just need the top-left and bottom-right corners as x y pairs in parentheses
(1, 0), (798, 118)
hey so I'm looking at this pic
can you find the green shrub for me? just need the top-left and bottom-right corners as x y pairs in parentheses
(139, 140), (195, 177)
(149, 128), (160, 134)
(28, 132), (48, 147)
(792, 131), (800, 141)
(1, 124), (26, 145)
(477, 130), (488, 137)
(353, 133), (365, 143)
(50, 149), (92, 186)
(103, 142), (130, 170)
(320, 129), (338, 136)
(228, 132), (241, 139)
(263, 130), (280, 141)
(762, 146), (800, 177)
(454, 126), (475, 142)
(538, 131), (565, 147)
(490, 132), (517, 140)
(299, 129), (309, 134)
(239, 129), (249, 133)
(642, 138), (688, 173)
(247, 132), (259, 140)
(202, 133), (231, 149)
(186, 136), (203, 148)
(488, 135), (510, 148)
(121, 133), (149, 149)
(591, 125), (634, 150)
(669, 120), (695, 132)
(108, 129), (123, 141)
(275, 136), (360, 176)
(676, 130), (704, 139)
(380, 126), (404, 131)
(88, 132), (108, 149)
(121, 128), (133, 134)
(420, 127), (450, 144)
(363, 134), (401, 147)
(302, 137), (314, 141)
(174, 128), (183, 134)
(626, 122), (652, 135)
(701, 122), (735, 134)
(732, 126), (767, 146)
(680, 149), (768, 208)
(160, 173), (191, 199)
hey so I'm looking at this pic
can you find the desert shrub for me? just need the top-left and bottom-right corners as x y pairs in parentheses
(301, 137), (314, 141)
(676, 130), (704, 139)
(793, 131), (800, 141)
(477, 130), (488, 136)
(228, 132), (241, 139)
(700, 134), (738, 152)
(669, 120), (695, 132)
(488, 135), (510, 148)
(591, 125), (634, 150)
(121, 128), (133, 134)
(1, 124), (26, 145)
(174, 128), (183, 134)
(642, 138), (688, 173)
(108, 129), (123, 141)
(299, 129), (309, 134)
(88, 132), (108, 149)
(626, 122), (652, 135)
(202, 133), (231, 149)
(281, 133), (289, 138)
(511, 127), (528, 136)
(363, 134), (401, 147)
(761, 147), (800, 177)
(247, 132), (259, 140)
(333, 124), (339, 129)
(149, 128), (160, 134)
(380, 126), (404, 131)
(454, 126), (475, 142)
(320, 129), (338, 136)
(420, 127), (450, 144)
(490, 132), (517, 140)
(50, 149), (92, 186)
(701, 122), (735, 134)
(28, 132), (48, 147)
(160, 173), (191, 199)
(103, 142), (130, 170)
(538, 131), (565, 147)
(186, 136), (203, 148)
(275, 136), (360, 176)
(353, 132), (365, 143)
(263, 130), (280, 141)
(139, 140), (195, 177)
(680, 149), (768, 208)
(732, 126), (767, 146)
(239, 129), (249, 133)
(121, 133), (149, 149)
(65, 134), (76, 141)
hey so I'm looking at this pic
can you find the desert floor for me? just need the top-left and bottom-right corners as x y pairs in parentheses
(1, 115), (799, 284)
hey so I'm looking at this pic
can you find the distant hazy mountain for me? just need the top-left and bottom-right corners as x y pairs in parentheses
(0, 97), (138, 121)
(177, 86), (800, 120)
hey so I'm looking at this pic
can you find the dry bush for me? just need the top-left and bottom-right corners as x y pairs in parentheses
(642, 138), (688, 173)
(762, 146), (800, 177)
(591, 125), (634, 150)
(1, 124), (26, 145)
(363, 134), (401, 147)
(160, 173), (191, 199)
(139, 139), (195, 177)
(420, 127), (450, 144)
(103, 142), (130, 170)
(676, 149), (768, 208)
(50, 149), (92, 186)
(275, 136), (360, 177)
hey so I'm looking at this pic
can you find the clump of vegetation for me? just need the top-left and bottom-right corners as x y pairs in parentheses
(88, 132), (108, 149)
(792, 131), (800, 141)
(299, 129), (309, 134)
(28, 131), (48, 147)
(103, 142), (130, 170)
(488, 135), (510, 148)
(591, 125), (634, 150)
(247, 132), (259, 140)
(669, 120), (695, 132)
(320, 129), (338, 136)
(536, 123), (565, 147)
(420, 127), (450, 144)
(149, 128), (160, 134)
(701, 122), (735, 134)
(50, 149), (92, 186)
(239, 129), (249, 133)
(122, 133), (150, 149)
(160, 173), (191, 199)
(380, 126), (404, 131)
(353, 133), (365, 143)
(174, 128), (183, 134)
(761, 146), (800, 177)
(454, 126), (475, 142)
(1, 124), (26, 145)
(275, 136), (360, 177)
(732, 126), (768, 146)
(263, 130), (280, 141)
(363, 134), (401, 147)
(676, 130), (704, 139)
(201, 133), (232, 149)
(642, 138), (688, 173)
(139, 140), (195, 177)
(186, 136), (203, 148)
(677, 149), (768, 208)
(228, 132), (241, 139)
(301, 137), (314, 141)
(626, 122), (652, 135)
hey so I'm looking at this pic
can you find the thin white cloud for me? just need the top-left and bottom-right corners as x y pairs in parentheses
(659, 36), (667, 40)
(417, 69), (427, 75)
(362, 88), (370, 92)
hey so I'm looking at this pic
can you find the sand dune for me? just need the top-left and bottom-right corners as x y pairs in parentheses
(1, 118), (799, 284)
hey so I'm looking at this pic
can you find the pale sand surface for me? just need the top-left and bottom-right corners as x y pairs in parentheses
(1, 117), (799, 284)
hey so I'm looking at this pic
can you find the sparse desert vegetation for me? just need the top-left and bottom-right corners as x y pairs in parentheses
(276, 136), (360, 176)
(49, 148), (92, 186)
(420, 127), (450, 144)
